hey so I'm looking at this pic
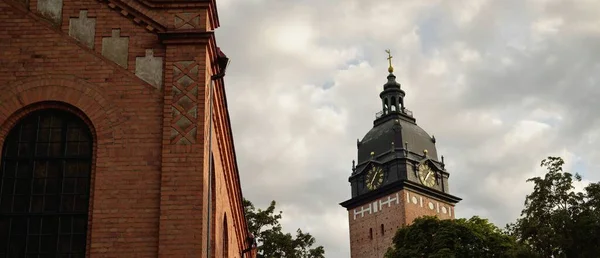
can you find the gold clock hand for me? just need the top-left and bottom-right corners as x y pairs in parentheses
(370, 171), (378, 185)
(425, 171), (432, 181)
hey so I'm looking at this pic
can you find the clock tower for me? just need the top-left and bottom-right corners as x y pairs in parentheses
(340, 51), (461, 258)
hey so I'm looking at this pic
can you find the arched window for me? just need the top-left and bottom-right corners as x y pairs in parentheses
(0, 109), (92, 257)
(369, 228), (373, 240)
(383, 98), (389, 115)
(223, 214), (229, 258)
(381, 224), (384, 236)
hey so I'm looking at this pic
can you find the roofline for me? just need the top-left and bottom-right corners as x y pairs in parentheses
(209, 45), (250, 239)
(210, 0), (220, 29)
(205, 37), (253, 252)
(219, 69), (252, 243)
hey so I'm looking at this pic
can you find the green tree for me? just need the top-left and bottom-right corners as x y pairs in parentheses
(508, 156), (600, 257)
(385, 216), (534, 258)
(243, 198), (325, 258)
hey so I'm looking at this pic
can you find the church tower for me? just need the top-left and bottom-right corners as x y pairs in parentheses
(340, 51), (461, 258)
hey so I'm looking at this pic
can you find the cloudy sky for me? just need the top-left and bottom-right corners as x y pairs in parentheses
(214, 0), (600, 257)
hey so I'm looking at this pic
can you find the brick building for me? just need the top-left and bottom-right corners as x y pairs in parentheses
(340, 58), (462, 257)
(0, 0), (256, 257)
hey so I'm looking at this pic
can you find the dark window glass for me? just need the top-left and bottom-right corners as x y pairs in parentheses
(0, 109), (92, 257)
(223, 214), (229, 258)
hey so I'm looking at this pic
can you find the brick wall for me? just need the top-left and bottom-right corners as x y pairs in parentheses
(347, 189), (455, 258)
(0, 0), (252, 257)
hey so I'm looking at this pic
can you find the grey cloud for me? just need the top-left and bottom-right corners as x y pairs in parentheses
(215, 0), (600, 257)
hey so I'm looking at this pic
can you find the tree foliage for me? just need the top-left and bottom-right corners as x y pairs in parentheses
(385, 156), (600, 257)
(243, 198), (325, 258)
(385, 216), (533, 258)
(507, 156), (600, 257)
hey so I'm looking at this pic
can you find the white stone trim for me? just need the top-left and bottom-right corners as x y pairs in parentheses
(353, 205), (372, 220)
(379, 193), (399, 209)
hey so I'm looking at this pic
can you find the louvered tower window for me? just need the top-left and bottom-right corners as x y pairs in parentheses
(0, 109), (92, 257)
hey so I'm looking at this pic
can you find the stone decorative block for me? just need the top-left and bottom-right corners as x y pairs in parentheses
(101, 29), (129, 68)
(69, 10), (96, 49)
(170, 61), (199, 145)
(37, 0), (63, 25)
(135, 49), (164, 89)
(174, 13), (201, 29)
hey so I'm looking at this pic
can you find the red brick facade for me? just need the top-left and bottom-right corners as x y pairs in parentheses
(0, 0), (255, 256)
(347, 189), (455, 258)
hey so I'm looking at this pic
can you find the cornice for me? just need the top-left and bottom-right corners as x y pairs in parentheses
(137, 0), (209, 8)
(96, 0), (221, 34)
(157, 30), (214, 45)
(340, 179), (461, 209)
(136, 0), (220, 28)
(96, 0), (167, 33)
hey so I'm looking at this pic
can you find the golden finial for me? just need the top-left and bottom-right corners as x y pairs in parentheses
(385, 49), (394, 73)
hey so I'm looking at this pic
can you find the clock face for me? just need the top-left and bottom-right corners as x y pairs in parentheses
(365, 166), (384, 190)
(417, 163), (436, 188)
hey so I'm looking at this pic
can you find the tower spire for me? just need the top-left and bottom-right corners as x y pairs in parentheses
(385, 49), (394, 73)
(378, 49), (408, 119)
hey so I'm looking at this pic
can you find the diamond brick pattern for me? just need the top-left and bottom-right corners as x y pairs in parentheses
(171, 60), (199, 145)
(174, 13), (201, 30)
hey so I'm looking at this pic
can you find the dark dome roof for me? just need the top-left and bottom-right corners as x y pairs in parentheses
(357, 116), (438, 163)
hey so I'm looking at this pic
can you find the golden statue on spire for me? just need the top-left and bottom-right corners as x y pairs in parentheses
(385, 49), (394, 73)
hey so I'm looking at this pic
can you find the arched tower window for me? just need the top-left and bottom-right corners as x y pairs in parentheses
(0, 109), (92, 257)
(383, 98), (389, 115)
(390, 97), (397, 112)
(223, 214), (229, 258)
